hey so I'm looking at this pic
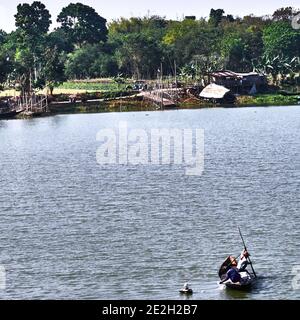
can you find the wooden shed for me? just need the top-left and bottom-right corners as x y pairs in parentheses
(210, 70), (267, 94)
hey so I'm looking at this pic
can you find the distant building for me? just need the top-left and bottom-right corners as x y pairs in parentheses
(184, 16), (196, 20)
(210, 70), (267, 94)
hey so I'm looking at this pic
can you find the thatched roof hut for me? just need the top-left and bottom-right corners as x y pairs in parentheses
(200, 84), (230, 99)
(199, 84), (236, 103)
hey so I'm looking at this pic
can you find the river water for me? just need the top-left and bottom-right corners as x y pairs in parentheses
(0, 106), (299, 300)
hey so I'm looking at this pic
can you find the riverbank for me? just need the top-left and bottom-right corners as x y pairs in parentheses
(53, 80), (300, 108)
(1, 80), (299, 119)
(49, 84), (300, 111)
(46, 94), (299, 116)
(235, 94), (299, 106)
(3, 93), (299, 120)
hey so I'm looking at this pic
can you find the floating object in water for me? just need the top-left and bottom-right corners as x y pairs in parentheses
(179, 282), (193, 294)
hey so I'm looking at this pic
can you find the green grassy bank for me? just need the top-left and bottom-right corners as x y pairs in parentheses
(236, 94), (299, 106)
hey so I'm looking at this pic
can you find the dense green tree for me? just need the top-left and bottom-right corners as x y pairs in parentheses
(57, 3), (108, 47)
(0, 30), (6, 45)
(65, 44), (118, 79)
(1, 3), (300, 87)
(0, 30), (9, 88)
(263, 21), (300, 59)
(114, 33), (163, 79)
(0, 50), (13, 89)
(48, 29), (74, 53)
(13, 1), (51, 93)
(272, 7), (299, 21)
(244, 19), (300, 85)
(163, 19), (199, 46)
(13, 47), (35, 92)
(109, 16), (168, 40)
(242, 15), (270, 27)
(164, 20), (222, 71)
(109, 16), (167, 79)
(220, 23), (264, 71)
(40, 46), (66, 94)
(15, 1), (51, 47)
(209, 9), (225, 26)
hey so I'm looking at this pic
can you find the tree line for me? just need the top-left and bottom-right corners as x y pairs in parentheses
(0, 2), (299, 94)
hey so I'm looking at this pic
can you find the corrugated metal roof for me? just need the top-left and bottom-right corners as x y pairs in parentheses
(211, 70), (261, 78)
(235, 72), (260, 77)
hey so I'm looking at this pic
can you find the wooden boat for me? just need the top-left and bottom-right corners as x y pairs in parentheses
(0, 99), (24, 119)
(218, 256), (256, 290)
(0, 110), (17, 119)
(0, 109), (23, 119)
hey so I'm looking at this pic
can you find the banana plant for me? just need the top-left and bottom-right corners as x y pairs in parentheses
(254, 55), (300, 86)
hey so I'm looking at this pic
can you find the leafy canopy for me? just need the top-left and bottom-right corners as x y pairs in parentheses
(15, 1), (51, 44)
(57, 3), (108, 47)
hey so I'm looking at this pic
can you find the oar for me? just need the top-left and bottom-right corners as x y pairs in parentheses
(238, 227), (257, 278)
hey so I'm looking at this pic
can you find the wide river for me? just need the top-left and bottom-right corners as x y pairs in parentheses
(0, 106), (299, 300)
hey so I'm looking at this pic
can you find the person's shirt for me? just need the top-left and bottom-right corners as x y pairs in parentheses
(237, 251), (247, 269)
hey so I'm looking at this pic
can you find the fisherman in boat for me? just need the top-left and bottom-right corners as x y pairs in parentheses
(238, 249), (250, 272)
(219, 257), (241, 284)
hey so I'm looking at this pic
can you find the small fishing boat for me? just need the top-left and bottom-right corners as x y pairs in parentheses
(0, 99), (24, 119)
(0, 108), (23, 119)
(0, 110), (17, 119)
(218, 228), (257, 291)
(218, 256), (256, 290)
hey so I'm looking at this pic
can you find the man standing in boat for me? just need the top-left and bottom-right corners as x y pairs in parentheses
(237, 249), (250, 272)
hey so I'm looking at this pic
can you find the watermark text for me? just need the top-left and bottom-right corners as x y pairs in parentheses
(96, 121), (204, 176)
